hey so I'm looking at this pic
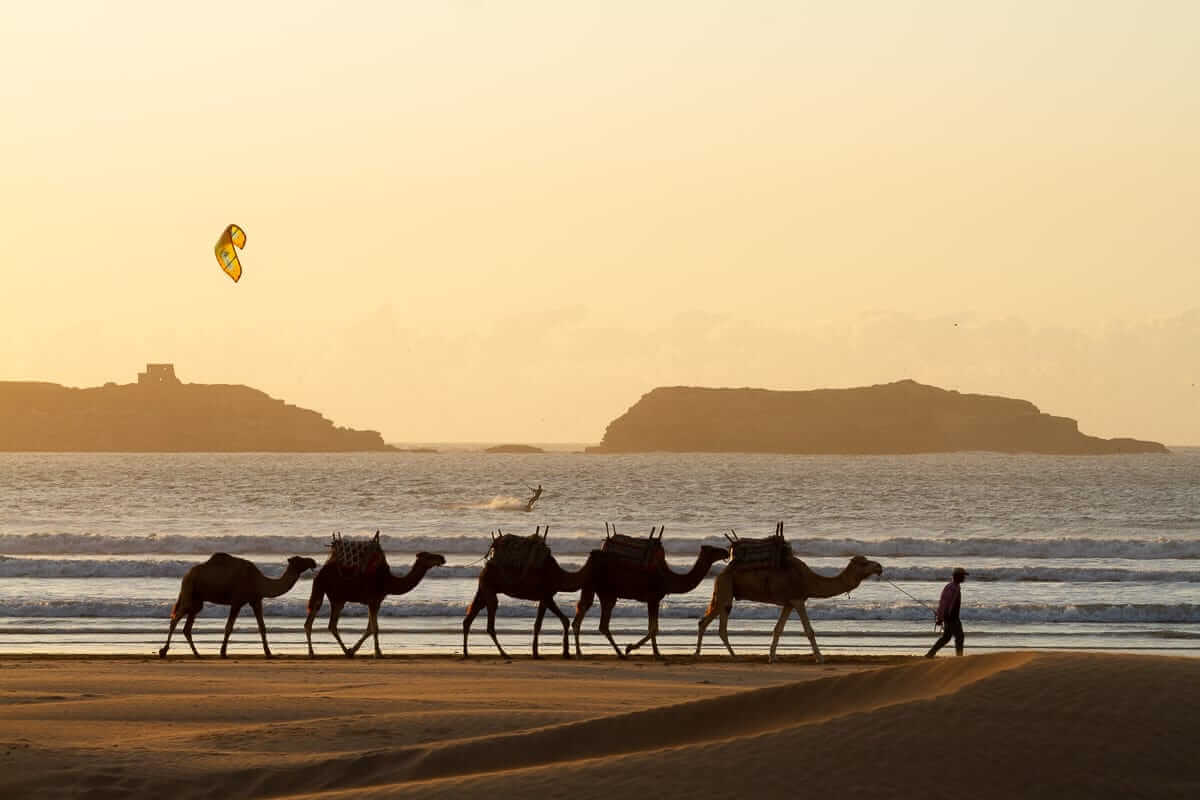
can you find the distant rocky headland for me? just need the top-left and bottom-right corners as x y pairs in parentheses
(586, 381), (1167, 455)
(0, 364), (394, 452)
(485, 444), (545, 454)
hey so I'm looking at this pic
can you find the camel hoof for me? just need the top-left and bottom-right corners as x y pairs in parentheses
(158, 648), (167, 659)
(264, 652), (274, 659)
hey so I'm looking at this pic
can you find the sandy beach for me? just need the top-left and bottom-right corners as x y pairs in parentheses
(0, 652), (1194, 799)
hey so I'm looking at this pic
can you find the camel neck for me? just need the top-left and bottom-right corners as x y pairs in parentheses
(256, 566), (300, 599)
(385, 560), (435, 595)
(665, 553), (723, 594)
(556, 560), (590, 592)
(801, 562), (861, 599)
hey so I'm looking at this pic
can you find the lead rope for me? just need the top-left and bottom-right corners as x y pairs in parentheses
(885, 579), (941, 630)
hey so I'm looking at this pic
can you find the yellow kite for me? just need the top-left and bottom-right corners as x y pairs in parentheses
(214, 224), (247, 282)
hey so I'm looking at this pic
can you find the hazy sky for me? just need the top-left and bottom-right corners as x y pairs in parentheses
(4, 2), (1198, 443)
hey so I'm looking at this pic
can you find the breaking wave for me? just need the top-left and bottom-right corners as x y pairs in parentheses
(2, 532), (1197, 559)
(461, 496), (531, 512)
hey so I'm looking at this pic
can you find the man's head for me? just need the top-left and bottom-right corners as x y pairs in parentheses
(952, 566), (968, 583)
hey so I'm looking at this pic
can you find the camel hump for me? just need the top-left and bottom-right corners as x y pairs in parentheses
(328, 535), (386, 576)
(488, 533), (550, 570)
(206, 552), (240, 566)
(601, 533), (665, 567)
(729, 537), (793, 570)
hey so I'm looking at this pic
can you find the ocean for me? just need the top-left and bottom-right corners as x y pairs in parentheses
(1, 450), (1197, 657)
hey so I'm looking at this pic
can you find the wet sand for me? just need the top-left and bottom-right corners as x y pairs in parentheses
(0, 652), (1195, 799)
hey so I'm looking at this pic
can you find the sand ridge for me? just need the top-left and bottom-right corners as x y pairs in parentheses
(0, 653), (1195, 799)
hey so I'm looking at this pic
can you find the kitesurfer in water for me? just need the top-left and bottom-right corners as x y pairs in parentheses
(525, 484), (543, 512)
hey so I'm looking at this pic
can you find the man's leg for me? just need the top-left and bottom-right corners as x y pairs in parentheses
(926, 626), (953, 658)
(951, 619), (965, 656)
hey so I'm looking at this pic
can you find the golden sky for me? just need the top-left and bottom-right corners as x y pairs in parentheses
(3, 2), (1198, 443)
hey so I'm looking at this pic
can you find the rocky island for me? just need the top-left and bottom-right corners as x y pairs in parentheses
(0, 364), (394, 452)
(587, 380), (1167, 455)
(485, 444), (545, 454)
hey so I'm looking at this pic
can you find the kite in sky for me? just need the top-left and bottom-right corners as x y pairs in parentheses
(214, 224), (246, 282)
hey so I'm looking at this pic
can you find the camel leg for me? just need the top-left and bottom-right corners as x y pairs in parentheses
(696, 607), (718, 655)
(250, 599), (272, 659)
(572, 588), (594, 657)
(220, 603), (243, 658)
(304, 583), (324, 657)
(624, 599), (662, 657)
(718, 606), (736, 657)
(541, 596), (572, 659)
(768, 604), (791, 664)
(159, 613), (181, 658)
(462, 589), (487, 658)
(532, 601), (548, 659)
(625, 598), (662, 658)
(648, 599), (662, 658)
(485, 595), (509, 659)
(372, 602), (384, 657)
(347, 608), (372, 656)
(183, 611), (200, 657)
(328, 601), (354, 657)
(348, 603), (382, 658)
(598, 597), (624, 658)
(696, 576), (732, 657)
(793, 601), (823, 664)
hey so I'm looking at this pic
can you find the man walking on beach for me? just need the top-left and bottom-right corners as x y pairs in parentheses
(926, 567), (968, 657)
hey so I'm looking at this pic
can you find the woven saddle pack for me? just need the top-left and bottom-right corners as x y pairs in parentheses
(488, 531), (551, 571)
(328, 532), (386, 576)
(728, 523), (793, 570)
(600, 524), (665, 568)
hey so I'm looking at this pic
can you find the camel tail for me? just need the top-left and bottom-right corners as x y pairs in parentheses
(703, 575), (732, 618)
(169, 573), (194, 620)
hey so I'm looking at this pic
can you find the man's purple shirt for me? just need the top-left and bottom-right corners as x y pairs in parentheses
(936, 581), (961, 625)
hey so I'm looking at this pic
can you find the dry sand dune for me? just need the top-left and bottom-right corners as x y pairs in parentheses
(0, 653), (1195, 799)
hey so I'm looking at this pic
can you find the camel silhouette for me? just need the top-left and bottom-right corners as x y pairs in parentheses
(305, 550), (445, 657)
(572, 530), (728, 658)
(462, 527), (589, 659)
(159, 553), (316, 659)
(697, 554), (882, 663)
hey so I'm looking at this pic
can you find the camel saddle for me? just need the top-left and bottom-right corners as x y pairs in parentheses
(488, 533), (550, 572)
(602, 534), (665, 568)
(327, 532), (386, 577)
(729, 537), (793, 570)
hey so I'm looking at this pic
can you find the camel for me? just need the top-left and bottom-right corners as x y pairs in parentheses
(696, 554), (883, 663)
(462, 527), (589, 659)
(572, 530), (728, 658)
(159, 553), (317, 659)
(304, 550), (446, 658)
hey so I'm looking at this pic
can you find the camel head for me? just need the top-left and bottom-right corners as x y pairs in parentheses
(415, 551), (447, 568)
(699, 545), (730, 564)
(287, 556), (319, 574)
(847, 555), (883, 582)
